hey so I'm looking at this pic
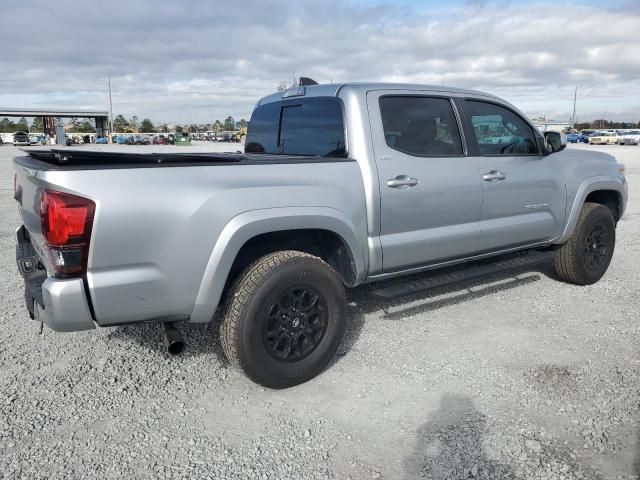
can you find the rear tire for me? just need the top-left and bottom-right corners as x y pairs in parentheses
(220, 250), (347, 388)
(554, 203), (615, 285)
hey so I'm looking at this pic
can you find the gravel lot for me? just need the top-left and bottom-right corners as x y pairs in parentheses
(1, 142), (639, 479)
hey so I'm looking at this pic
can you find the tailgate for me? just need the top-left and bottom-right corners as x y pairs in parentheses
(14, 155), (48, 257)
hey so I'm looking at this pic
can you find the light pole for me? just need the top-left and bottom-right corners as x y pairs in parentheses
(107, 66), (114, 140)
(571, 85), (578, 127)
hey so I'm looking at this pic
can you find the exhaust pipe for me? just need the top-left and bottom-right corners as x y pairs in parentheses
(162, 322), (185, 355)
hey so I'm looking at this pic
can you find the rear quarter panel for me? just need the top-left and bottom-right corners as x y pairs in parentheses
(23, 161), (367, 325)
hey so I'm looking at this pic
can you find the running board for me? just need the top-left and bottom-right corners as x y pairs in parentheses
(370, 250), (555, 300)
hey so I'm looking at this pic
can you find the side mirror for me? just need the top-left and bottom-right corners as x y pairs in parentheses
(543, 131), (567, 155)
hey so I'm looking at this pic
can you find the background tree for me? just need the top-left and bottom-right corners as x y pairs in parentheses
(276, 78), (298, 91)
(128, 115), (140, 133)
(31, 117), (44, 132)
(212, 120), (223, 133)
(160, 124), (169, 133)
(140, 118), (155, 132)
(69, 117), (81, 131)
(16, 117), (29, 131)
(223, 116), (235, 131)
(0, 118), (17, 132)
(78, 120), (95, 133)
(237, 118), (248, 129)
(175, 125), (183, 133)
(113, 114), (129, 132)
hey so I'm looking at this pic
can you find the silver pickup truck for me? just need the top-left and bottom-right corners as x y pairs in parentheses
(14, 81), (627, 388)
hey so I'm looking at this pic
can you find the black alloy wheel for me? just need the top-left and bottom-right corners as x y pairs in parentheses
(584, 223), (608, 270)
(263, 286), (328, 362)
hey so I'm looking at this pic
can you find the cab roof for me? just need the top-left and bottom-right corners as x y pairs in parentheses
(258, 82), (503, 106)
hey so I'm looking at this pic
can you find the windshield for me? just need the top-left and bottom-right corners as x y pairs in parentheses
(245, 97), (347, 157)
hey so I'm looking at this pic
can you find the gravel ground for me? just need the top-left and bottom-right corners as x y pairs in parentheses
(0, 142), (639, 479)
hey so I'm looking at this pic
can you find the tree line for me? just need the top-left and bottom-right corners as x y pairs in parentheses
(0, 114), (250, 134)
(574, 120), (640, 130)
(112, 114), (248, 133)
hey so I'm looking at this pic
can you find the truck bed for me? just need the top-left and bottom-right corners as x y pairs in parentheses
(19, 147), (351, 170)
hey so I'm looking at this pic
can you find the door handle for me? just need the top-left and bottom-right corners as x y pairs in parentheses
(482, 170), (507, 182)
(387, 175), (419, 189)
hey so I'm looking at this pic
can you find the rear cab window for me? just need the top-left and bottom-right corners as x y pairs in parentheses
(245, 97), (346, 157)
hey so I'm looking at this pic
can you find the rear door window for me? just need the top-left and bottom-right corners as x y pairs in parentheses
(246, 97), (346, 157)
(378, 96), (463, 157)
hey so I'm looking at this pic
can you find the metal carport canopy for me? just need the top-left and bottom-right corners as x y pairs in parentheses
(0, 108), (108, 118)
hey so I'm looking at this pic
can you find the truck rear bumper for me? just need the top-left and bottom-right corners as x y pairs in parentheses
(16, 225), (95, 332)
(36, 278), (96, 332)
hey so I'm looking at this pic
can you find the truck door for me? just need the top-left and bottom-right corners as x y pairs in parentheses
(458, 99), (566, 251)
(367, 92), (483, 272)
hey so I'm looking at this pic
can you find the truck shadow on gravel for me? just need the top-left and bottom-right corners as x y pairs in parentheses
(404, 393), (605, 480)
(404, 393), (517, 479)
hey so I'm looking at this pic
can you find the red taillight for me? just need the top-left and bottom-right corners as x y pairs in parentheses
(40, 190), (95, 277)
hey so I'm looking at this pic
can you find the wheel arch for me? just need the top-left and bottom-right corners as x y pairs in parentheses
(188, 207), (367, 323)
(556, 177), (626, 244)
(584, 190), (622, 221)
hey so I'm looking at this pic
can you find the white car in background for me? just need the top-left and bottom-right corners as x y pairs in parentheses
(0, 132), (15, 144)
(619, 130), (640, 145)
(588, 131), (619, 145)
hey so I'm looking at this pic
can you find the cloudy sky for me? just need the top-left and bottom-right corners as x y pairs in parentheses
(1, 0), (639, 124)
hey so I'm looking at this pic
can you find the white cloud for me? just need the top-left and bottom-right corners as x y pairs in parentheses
(0, 0), (638, 123)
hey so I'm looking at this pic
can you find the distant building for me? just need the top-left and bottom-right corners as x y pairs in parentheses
(532, 119), (571, 133)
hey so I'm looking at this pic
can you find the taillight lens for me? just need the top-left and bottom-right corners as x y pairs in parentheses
(40, 190), (95, 277)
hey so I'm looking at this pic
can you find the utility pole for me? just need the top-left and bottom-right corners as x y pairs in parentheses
(107, 66), (114, 138)
(571, 85), (578, 127)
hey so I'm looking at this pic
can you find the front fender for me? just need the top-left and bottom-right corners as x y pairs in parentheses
(188, 206), (367, 323)
(556, 176), (627, 244)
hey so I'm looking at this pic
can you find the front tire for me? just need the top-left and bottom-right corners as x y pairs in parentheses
(220, 250), (347, 388)
(554, 203), (616, 285)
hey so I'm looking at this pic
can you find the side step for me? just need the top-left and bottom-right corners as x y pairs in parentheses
(370, 250), (555, 300)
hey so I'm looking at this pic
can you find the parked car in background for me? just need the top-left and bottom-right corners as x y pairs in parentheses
(95, 137), (108, 144)
(566, 132), (588, 143)
(173, 132), (191, 145)
(167, 133), (176, 145)
(13, 131), (30, 146)
(133, 135), (151, 145)
(619, 130), (640, 145)
(588, 131), (619, 145)
(220, 131), (242, 142)
(28, 134), (46, 145)
(153, 134), (168, 145)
